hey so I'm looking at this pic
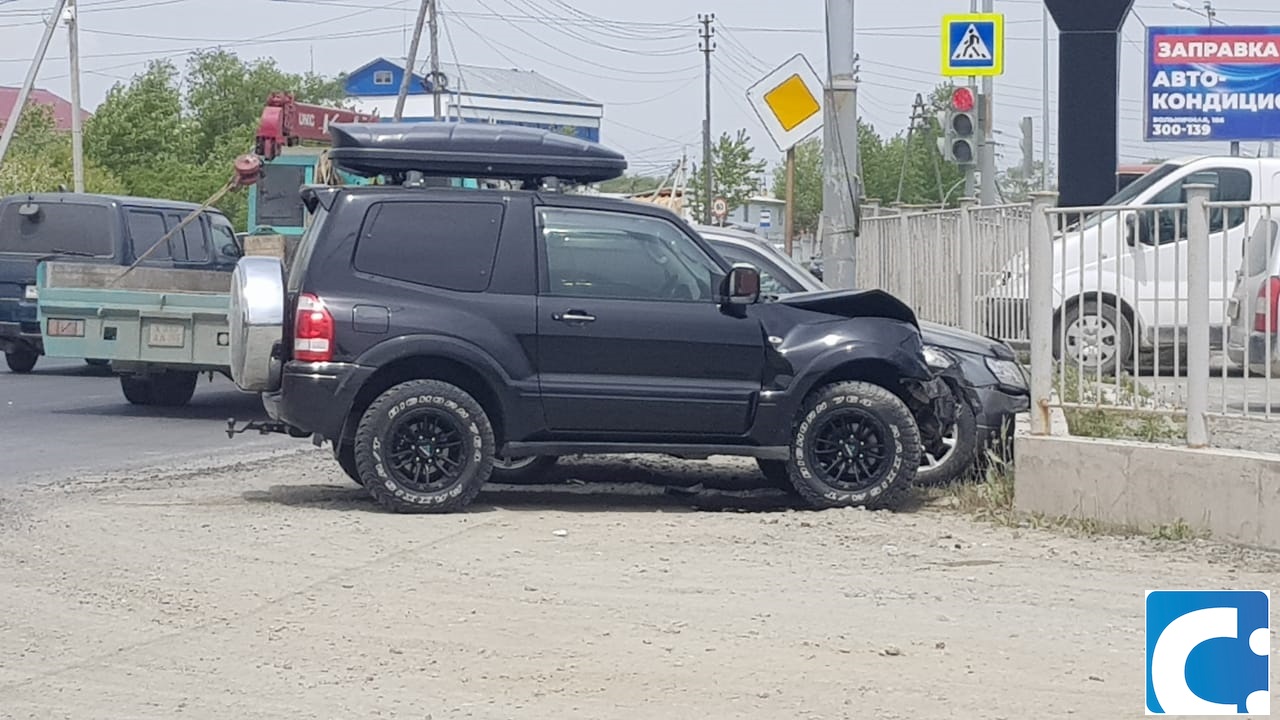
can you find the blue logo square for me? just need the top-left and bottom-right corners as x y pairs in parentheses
(948, 21), (997, 69)
(1146, 590), (1270, 715)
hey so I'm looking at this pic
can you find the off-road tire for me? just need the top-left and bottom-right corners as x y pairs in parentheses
(334, 441), (362, 486)
(355, 379), (494, 514)
(5, 350), (37, 373)
(784, 381), (921, 510)
(120, 371), (198, 407)
(915, 396), (979, 486)
(489, 455), (560, 484)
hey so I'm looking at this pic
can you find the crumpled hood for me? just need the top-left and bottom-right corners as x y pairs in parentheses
(918, 320), (1013, 359)
(776, 289), (917, 327)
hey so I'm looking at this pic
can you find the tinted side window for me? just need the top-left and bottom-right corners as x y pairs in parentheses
(126, 210), (171, 261)
(164, 212), (208, 263)
(354, 201), (504, 292)
(1145, 167), (1253, 245)
(539, 208), (721, 302)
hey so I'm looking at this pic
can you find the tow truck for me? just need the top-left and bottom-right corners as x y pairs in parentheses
(32, 93), (380, 406)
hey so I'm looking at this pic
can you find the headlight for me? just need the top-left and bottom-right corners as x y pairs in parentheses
(923, 345), (954, 370)
(986, 357), (1028, 391)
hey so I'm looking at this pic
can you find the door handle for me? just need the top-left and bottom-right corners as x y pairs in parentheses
(552, 310), (596, 323)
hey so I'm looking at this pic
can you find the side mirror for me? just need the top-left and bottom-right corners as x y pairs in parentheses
(721, 263), (761, 305)
(221, 242), (243, 258)
(1125, 214), (1138, 247)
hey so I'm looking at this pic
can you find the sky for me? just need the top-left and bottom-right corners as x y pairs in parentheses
(1, 0), (1279, 183)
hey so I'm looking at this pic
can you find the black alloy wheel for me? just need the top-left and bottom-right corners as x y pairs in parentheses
(386, 409), (467, 493)
(808, 408), (893, 493)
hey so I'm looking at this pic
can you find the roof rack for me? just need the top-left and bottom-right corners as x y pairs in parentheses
(326, 122), (627, 186)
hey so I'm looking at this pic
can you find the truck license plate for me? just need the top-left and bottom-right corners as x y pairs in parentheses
(147, 323), (185, 348)
(46, 318), (84, 337)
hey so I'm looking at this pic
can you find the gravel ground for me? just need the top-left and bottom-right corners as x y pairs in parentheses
(0, 449), (1276, 719)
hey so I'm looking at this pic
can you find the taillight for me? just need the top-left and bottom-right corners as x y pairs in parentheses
(293, 293), (334, 362)
(1253, 277), (1280, 333)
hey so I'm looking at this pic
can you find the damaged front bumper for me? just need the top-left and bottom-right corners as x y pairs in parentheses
(904, 352), (981, 461)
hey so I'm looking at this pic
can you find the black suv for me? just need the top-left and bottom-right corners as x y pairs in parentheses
(228, 124), (961, 513)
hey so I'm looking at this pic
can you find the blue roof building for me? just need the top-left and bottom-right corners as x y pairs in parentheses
(345, 57), (604, 142)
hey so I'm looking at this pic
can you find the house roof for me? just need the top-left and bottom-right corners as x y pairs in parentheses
(0, 87), (89, 131)
(350, 57), (599, 106)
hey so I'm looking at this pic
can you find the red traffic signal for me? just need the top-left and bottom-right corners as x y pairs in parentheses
(950, 86), (975, 113)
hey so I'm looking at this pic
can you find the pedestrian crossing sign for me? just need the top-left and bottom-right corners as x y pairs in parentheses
(941, 13), (1004, 77)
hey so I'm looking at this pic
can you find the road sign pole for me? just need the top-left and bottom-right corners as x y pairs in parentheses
(978, 0), (997, 206)
(784, 146), (796, 258)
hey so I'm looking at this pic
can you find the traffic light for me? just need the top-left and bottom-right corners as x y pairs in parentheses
(943, 86), (977, 166)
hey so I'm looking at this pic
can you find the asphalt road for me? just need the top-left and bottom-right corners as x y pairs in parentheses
(0, 359), (294, 485)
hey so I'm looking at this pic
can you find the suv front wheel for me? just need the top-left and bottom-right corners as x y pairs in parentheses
(783, 381), (921, 509)
(354, 379), (495, 513)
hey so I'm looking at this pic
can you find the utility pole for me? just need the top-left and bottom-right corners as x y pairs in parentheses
(66, 0), (84, 192)
(821, 0), (861, 290)
(1041, 4), (1051, 190)
(0, 0), (69, 168)
(395, 0), (431, 122)
(977, 0), (997, 205)
(429, 0), (441, 120)
(698, 13), (715, 225)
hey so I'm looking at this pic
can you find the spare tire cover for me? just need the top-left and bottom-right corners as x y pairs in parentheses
(229, 256), (286, 392)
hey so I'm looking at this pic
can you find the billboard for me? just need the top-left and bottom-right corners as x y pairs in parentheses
(1145, 26), (1280, 142)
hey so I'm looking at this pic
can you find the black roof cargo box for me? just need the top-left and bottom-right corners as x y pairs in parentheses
(327, 122), (627, 184)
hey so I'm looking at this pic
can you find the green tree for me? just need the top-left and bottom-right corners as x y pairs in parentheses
(690, 129), (767, 220)
(83, 50), (347, 229)
(857, 84), (968, 208)
(0, 103), (126, 195)
(769, 138), (822, 236)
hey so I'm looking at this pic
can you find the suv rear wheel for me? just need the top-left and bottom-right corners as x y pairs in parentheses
(355, 379), (495, 513)
(783, 381), (921, 509)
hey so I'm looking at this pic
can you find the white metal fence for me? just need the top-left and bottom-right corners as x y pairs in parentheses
(1024, 188), (1280, 448)
(855, 201), (1031, 343)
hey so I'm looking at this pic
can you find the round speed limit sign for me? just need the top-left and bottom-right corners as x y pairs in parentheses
(712, 197), (728, 218)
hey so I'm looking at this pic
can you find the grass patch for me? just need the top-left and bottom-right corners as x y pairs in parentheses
(923, 431), (1205, 542)
(1054, 363), (1187, 443)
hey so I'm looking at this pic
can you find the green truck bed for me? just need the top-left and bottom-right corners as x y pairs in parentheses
(36, 261), (234, 373)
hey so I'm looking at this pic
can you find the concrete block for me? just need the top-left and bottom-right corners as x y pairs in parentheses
(1015, 435), (1280, 551)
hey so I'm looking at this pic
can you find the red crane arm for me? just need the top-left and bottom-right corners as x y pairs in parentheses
(254, 91), (379, 161)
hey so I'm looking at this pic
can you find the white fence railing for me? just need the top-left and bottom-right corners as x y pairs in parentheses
(856, 201), (1031, 343)
(1025, 188), (1280, 448)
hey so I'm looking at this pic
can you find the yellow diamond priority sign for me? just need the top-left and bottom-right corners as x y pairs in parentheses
(747, 54), (825, 152)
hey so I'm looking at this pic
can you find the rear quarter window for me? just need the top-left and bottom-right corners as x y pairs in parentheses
(354, 201), (504, 292)
(0, 202), (113, 256)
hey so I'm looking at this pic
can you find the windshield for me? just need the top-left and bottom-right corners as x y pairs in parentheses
(1100, 162), (1182, 207)
(1071, 162), (1184, 232)
(705, 234), (826, 294)
(0, 201), (113, 256)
